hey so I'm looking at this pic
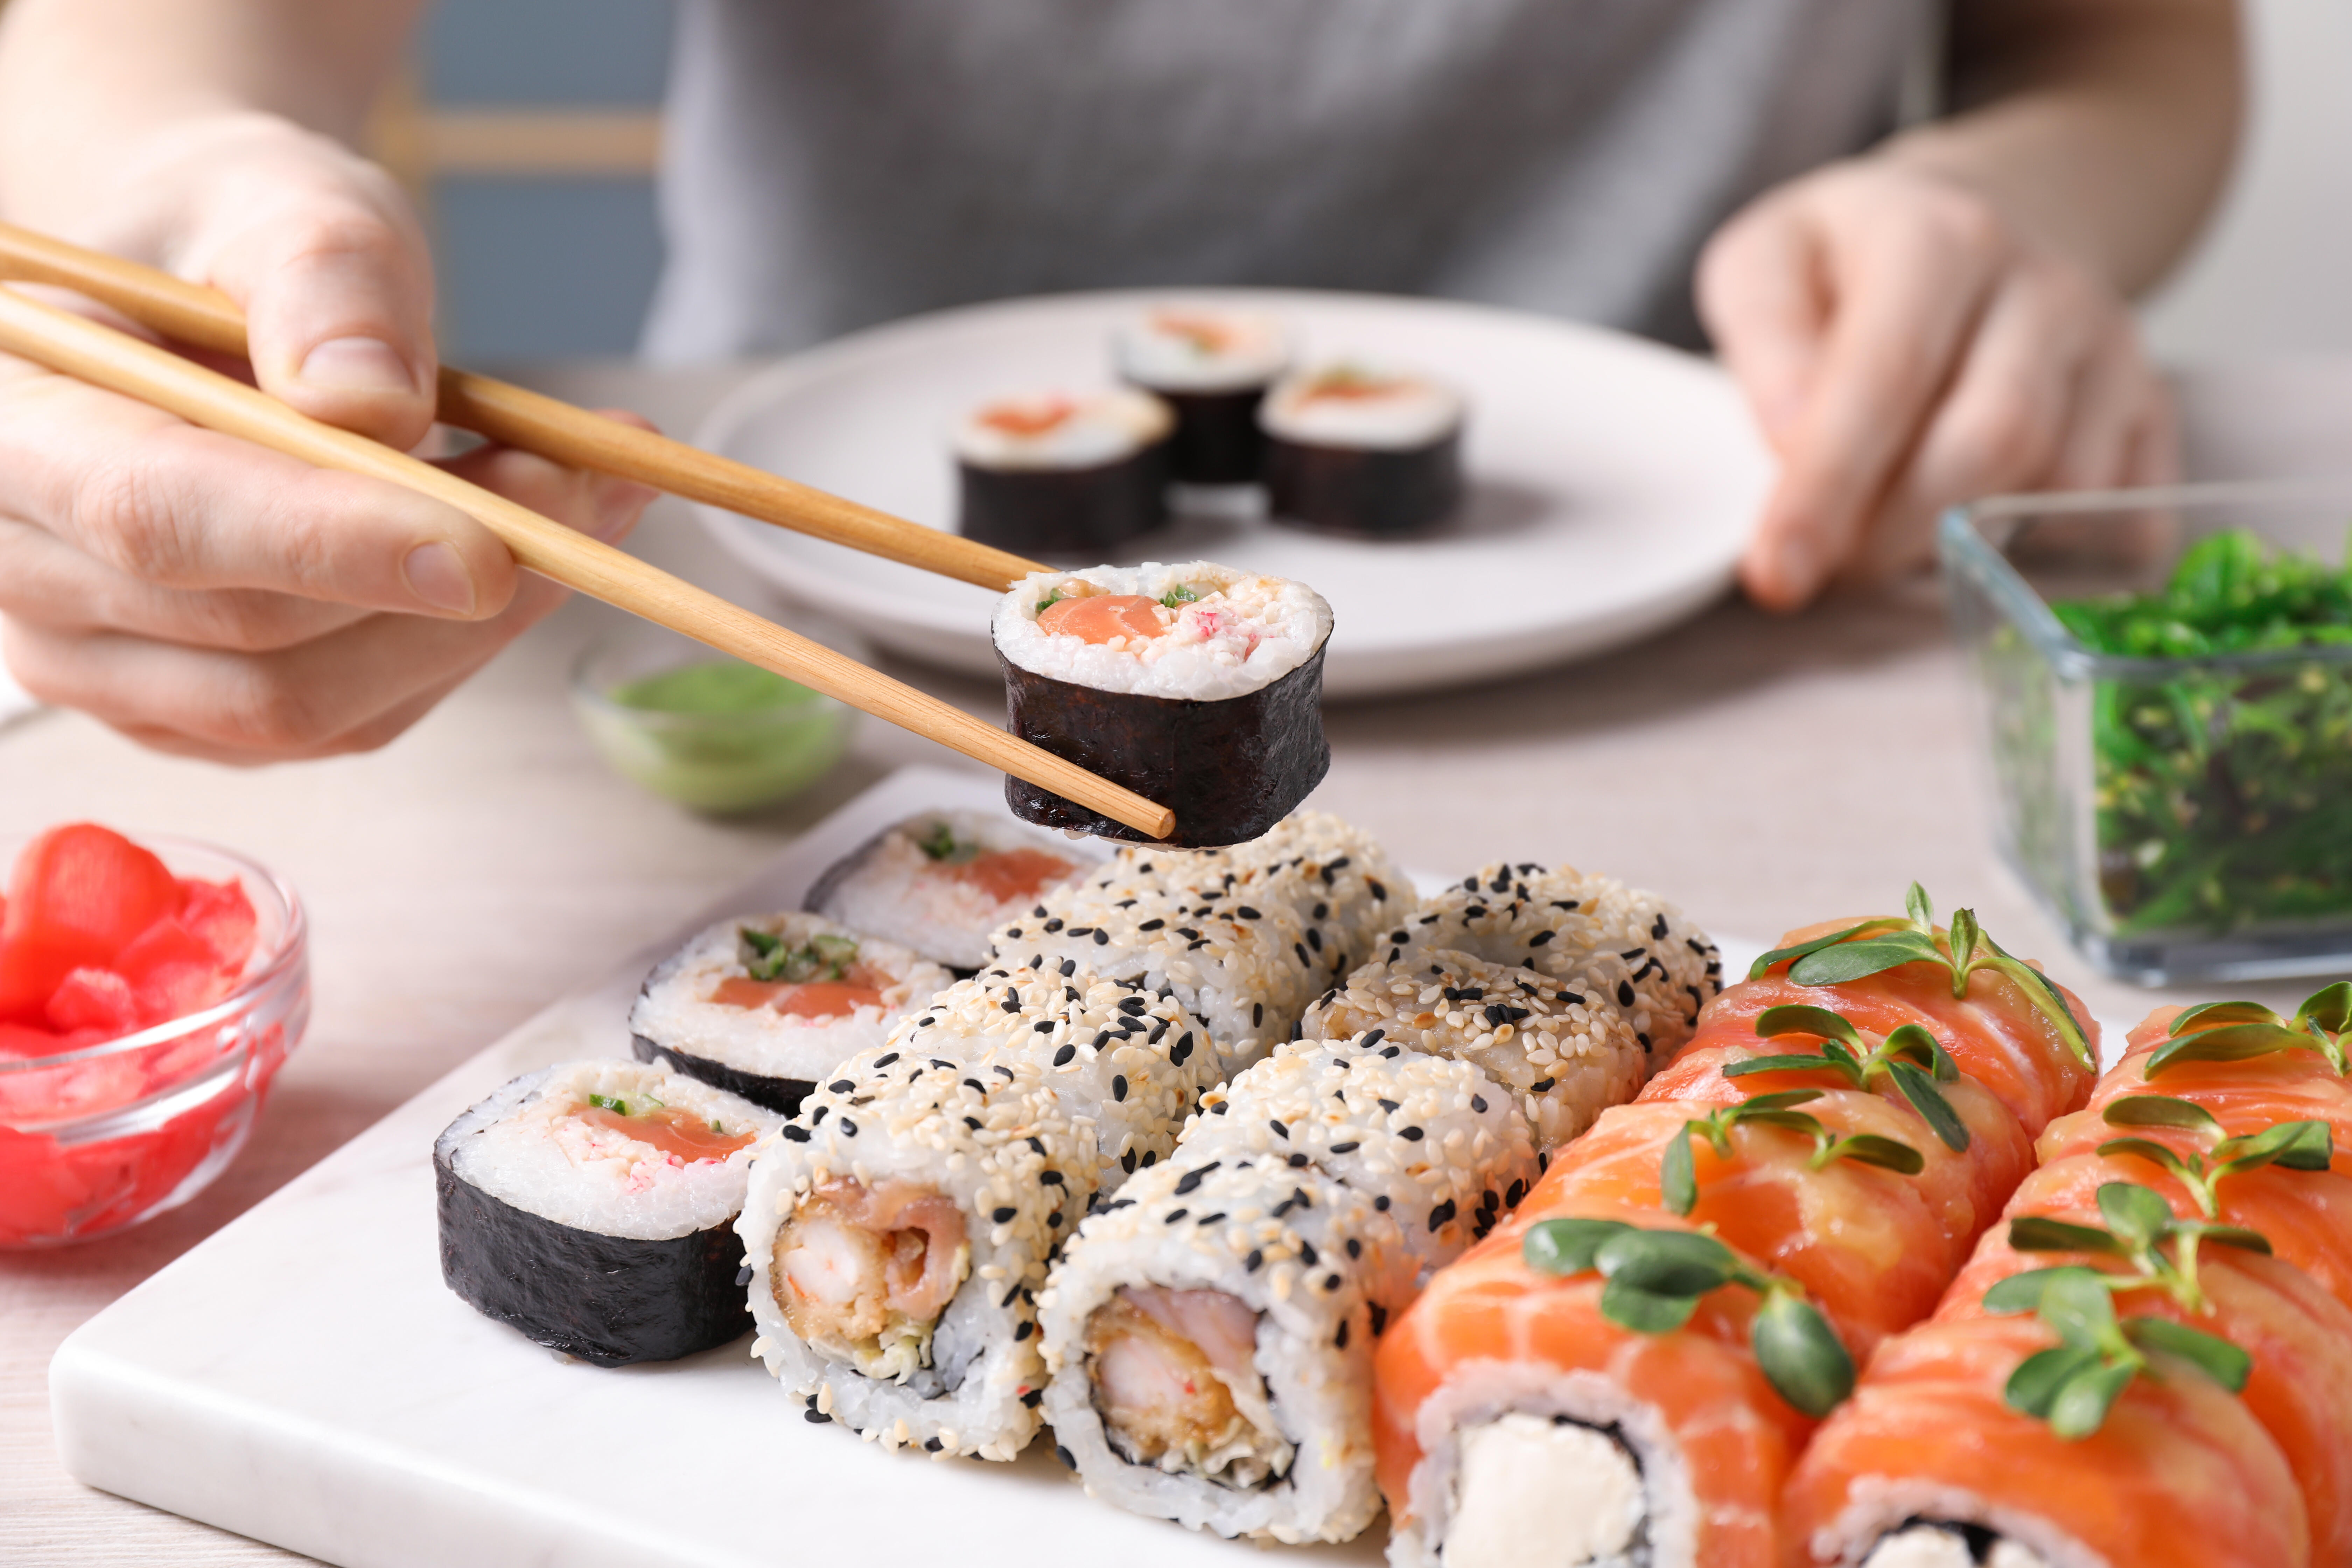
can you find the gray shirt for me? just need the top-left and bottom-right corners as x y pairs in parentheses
(643, 0), (1932, 362)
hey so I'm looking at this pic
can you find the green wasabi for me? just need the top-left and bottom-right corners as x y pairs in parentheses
(579, 657), (851, 813)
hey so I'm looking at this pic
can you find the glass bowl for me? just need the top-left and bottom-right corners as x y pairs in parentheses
(0, 836), (309, 1247)
(570, 618), (862, 813)
(1943, 479), (2352, 985)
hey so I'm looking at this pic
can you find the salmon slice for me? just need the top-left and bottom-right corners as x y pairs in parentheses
(1374, 1199), (1806, 1568)
(1037, 594), (1165, 644)
(1938, 1190), (2352, 1567)
(1784, 1313), (2306, 1568)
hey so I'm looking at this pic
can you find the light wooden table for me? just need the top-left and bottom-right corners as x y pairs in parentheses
(2, 359), (2344, 1565)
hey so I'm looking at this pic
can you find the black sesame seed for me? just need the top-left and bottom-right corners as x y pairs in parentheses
(1041, 1170), (1065, 1186)
(1057, 1446), (1077, 1471)
(1113, 1074), (1128, 1101)
(1325, 1273), (1343, 1292)
(1174, 1164), (1216, 1195)
(1531, 1078), (1555, 1092)
(1015, 1321), (1034, 1342)
(1618, 980), (1636, 1007)
(1378, 1099), (1401, 1113)
(1245, 1249), (1264, 1272)
(1370, 1303), (1388, 1336)
(1028, 1136), (1046, 1154)
(1374, 1195), (1392, 1211)
(1043, 918), (1064, 933)
(1346, 1237), (1363, 1259)
(1471, 1095), (1489, 1114)
(1335, 1320), (1350, 1349)
(1148, 1019), (1170, 1043)
(811, 1106), (829, 1125)
(1400, 1126), (1425, 1141)
(1653, 913), (1671, 939)
(783, 1125), (810, 1142)
(964, 1116), (983, 1130)
(1139, 918), (1165, 931)
(1237, 906), (1262, 920)
(1066, 926), (1093, 938)
(1307, 929), (1323, 952)
(1362, 1028), (1386, 1049)
(1053, 1044), (1077, 1066)
(1253, 1002), (1265, 1028)
(1121, 1149), (1137, 1173)
(1195, 1211), (1225, 1226)
(734, 1264), (755, 1287)
(1172, 1033), (1194, 1065)
(805, 1410), (832, 1424)
(828, 1078), (856, 1093)
(1295, 944), (1311, 965)
(1428, 1199), (1457, 1231)
(924, 1437), (943, 1453)
(1507, 1179), (1528, 1205)
(992, 1206), (1017, 1223)
(839, 1118), (858, 1136)
(874, 1052), (899, 1068)
(1093, 930), (1110, 946)
(1165, 1208), (1190, 1224)
(1300, 1241), (1318, 1267)
(1002, 997), (1022, 1014)
(1270, 1118), (1290, 1139)
(1060, 958), (1077, 977)
(1528, 930), (1555, 947)
(1022, 1389), (1043, 1407)
(1329, 1140), (1361, 1155)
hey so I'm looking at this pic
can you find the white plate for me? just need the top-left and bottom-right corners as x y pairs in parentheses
(693, 290), (1772, 697)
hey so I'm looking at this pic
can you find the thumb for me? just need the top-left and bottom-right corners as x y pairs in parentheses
(204, 156), (439, 453)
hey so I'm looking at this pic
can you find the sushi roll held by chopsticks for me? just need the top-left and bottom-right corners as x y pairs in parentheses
(995, 561), (1332, 846)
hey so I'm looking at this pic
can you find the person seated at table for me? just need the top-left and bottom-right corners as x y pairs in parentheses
(0, 0), (2239, 762)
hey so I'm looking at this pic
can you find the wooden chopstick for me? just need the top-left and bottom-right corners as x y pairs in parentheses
(0, 284), (1177, 841)
(0, 223), (1047, 592)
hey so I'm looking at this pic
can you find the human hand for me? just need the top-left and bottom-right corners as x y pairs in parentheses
(0, 114), (656, 758)
(1698, 157), (2178, 611)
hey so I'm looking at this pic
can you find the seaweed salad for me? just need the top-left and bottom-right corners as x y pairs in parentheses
(2054, 528), (2352, 933)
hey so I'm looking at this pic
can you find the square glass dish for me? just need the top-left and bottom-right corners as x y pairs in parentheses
(1944, 479), (2352, 985)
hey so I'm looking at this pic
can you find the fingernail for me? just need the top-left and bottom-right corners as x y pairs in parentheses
(402, 541), (475, 614)
(299, 336), (416, 394)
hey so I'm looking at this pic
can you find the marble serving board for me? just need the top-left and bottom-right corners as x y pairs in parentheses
(48, 766), (1789, 1568)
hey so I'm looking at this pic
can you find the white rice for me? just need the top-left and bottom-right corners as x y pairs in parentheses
(806, 810), (1100, 972)
(437, 1060), (783, 1241)
(629, 912), (952, 1084)
(1113, 307), (1290, 393)
(993, 560), (1332, 701)
(1260, 364), (1464, 450)
(952, 387), (1173, 470)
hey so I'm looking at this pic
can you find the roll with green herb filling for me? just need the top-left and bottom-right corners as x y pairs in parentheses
(629, 912), (952, 1114)
(994, 560), (1332, 847)
(1261, 364), (1464, 538)
(804, 810), (1098, 972)
(1113, 307), (1289, 485)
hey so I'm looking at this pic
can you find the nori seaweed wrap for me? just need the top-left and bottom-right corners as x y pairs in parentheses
(433, 1060), (784, 1366)
(992, 560), (1333, 847)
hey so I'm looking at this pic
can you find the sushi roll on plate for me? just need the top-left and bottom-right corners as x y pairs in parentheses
(434, 1059), (784, 1365)
(953, 387), (1174, 558)
(994, 560), (1332, 846)
(629, 913), (952, 1114)
(802, 809), (1098, 973)
(1112, 306), (1290, 486)
(1261, 363), (1465, 538)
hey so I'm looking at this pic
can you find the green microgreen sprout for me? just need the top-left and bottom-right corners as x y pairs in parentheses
(1984, 1264), (2250, 1441)
(739, 926), (862, 983)
(1034, 590), (1068, 615)
(2147, 981), (2352, 1077)
(1746, 884), (2092, 1069)
(587, 1093), (628, 1115)
(1727, 1004), (1970, 1153)
(2096, 1095), (2333, 1218)
(1523, 1217), (1855, 1417)
(914, 819), (977, 864)
(1661, 1088), (1925, 1219)
(1159, 584), (1202, 610)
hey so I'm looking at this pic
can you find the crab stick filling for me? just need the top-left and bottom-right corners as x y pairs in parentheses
(1441, 1414), (1646, 1568)
(773, 1178), (971, 1379)
(1086, 1285), (1292, 1488)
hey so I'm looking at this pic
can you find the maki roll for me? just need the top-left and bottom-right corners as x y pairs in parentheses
(1261, 364), (1465, 538)
(434, 1059), (784, 1366)
(803, 809), (1094, 972)
(628, 913), (952, 1115)
(1112, 307), (1289, 485)
(995, 560), (1332, 846)
(954, 388), (1174, 558)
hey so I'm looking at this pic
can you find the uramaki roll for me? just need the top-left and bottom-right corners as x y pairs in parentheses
(1112, 307), (1289, 485)
(1373, 911), (2096, 1568)
(994, 561), (1332, 847)
(953, 388), (1173, 558)
(1261, 364), (1465, 538)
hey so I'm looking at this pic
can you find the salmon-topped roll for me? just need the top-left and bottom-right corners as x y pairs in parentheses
(1374, 891), (2096, 1568)
(1787, 987), (2352, 1568)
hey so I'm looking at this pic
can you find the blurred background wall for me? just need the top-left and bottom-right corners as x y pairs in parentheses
(402, 0), (2338, 365)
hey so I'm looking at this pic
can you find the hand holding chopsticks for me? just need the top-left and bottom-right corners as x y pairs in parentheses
(0, 239), (1175, 840)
